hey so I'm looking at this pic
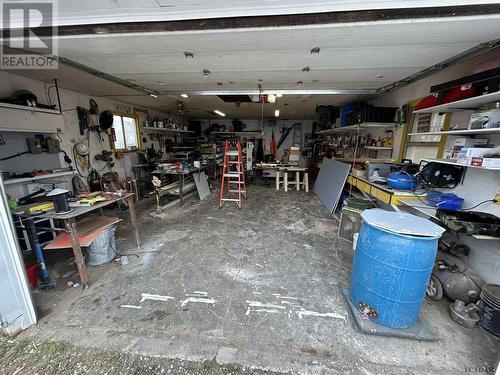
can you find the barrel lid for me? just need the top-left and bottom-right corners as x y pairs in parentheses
(361, 208), (445, 237)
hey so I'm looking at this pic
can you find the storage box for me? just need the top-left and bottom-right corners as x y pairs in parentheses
(444, 138), (489, 159)
(458, 147), (492, 157)
(469, 108), (500, 129)
(470, 157), (500, 168)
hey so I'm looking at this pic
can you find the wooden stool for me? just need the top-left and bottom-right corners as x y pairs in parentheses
(280, 167), (309, 192)
(275, 169), (284, 190)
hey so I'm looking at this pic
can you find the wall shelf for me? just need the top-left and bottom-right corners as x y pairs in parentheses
(0, 102), (60, 114)
(210, 131), (262, 136)
(413, 91), (500, 114)
(422, 158), (500, 171)
(408, 127), (500, 136)
(0, 103), (64, 133)
(318, 122), (398, 134)
(335, 157), (394, 163)
(4, 170), (75, 185)
(364, 146), (393, 150)
(142, 127), (194, 134)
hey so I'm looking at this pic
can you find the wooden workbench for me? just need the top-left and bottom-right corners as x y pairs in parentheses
(346, 174), (425, 206)
(17, 193), (140, 286)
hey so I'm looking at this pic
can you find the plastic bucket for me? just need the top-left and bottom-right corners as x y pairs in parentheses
(350, 210), (443, 329)
(25, 263), (38, 289)
(84, 225), (116, 266)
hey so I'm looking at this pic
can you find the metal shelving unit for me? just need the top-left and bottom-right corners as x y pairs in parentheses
(413, 91), (500, 114)
(318, 122), (398, 134)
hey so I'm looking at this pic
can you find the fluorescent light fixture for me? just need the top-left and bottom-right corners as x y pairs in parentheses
(150, 93), (158, 98)
(181, 94), (189, 98)
(214, 110), (225, 117)
(274, 109), (280, 117)
(276, 93), (283, 98)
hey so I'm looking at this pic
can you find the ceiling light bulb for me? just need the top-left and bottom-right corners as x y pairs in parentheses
(181, 94), (189, 98)
(274, 109), (280, 117)
(158, 81), (165, 85)
(302, 66), (310, 72)
(268, 94), (276, 103)
(184, 51), (194, 58)
(276, 93), (283, 98)
(214, 110), (225, 117)
(203, 69), (211, 78)
(150, 93), (158, 98)
(297, 81), (303, 87)
(310, 47), (320, 54)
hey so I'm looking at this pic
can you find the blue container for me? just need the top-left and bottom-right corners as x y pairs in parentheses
(350, 209), (444, 329)
(427, 191), (464, 210)
(386, 171), (417, 190)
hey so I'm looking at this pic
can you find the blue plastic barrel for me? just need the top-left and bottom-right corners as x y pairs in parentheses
(350, 209), (445, 329)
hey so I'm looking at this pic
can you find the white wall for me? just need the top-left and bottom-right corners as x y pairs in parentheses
(372, 50), (500, 283)
(0, 71), (174, 188)
(193, 118), (314, 161)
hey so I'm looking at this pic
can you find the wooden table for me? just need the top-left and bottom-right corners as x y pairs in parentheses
(277, 166), (309, 192)
(17, 193), (140, 286)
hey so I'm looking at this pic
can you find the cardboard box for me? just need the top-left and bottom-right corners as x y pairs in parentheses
(458, 147), (492, 157)
(481, 158), (500, 168)
(469, 108), (500, 129)
(467, 157), (500, 168)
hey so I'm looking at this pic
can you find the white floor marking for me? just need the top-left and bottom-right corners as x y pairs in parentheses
(181, 297), (217, 307)
(192, 291), (208, 295)
(246, 301), (286, 309)
(140, 293), (175, 303)
(120, 305), (142, 309)
(297, 309), (347, 321)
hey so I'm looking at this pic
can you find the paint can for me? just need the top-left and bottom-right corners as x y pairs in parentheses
(478, 283), (500, 337)
(84, 225), (116, 266)
(46, 188), (71, 214)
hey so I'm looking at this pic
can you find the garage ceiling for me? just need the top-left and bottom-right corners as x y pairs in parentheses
(6, 10), (500, 119)
(4, 0), (499, 26)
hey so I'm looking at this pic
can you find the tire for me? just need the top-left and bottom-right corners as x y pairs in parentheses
(427, 275), (444, 301)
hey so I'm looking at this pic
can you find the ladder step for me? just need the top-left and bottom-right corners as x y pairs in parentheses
(228, 161), (241, 164)
(229, 181), (245, 184)
(224, 173), (242, 177)
(226, 151), (239, 156)
(221, 198), (241, 202)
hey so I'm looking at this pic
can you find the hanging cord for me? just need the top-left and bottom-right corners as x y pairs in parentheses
(348, 126), (361, 198)
(0, 151), (29, 161)
(461, 199), (496, 211)
(406, 188), (497, 211)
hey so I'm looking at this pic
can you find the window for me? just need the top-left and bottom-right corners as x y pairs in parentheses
(112, 113), (140, 151)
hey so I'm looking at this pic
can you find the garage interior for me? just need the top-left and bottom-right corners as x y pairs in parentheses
(1, 2), (500, 374)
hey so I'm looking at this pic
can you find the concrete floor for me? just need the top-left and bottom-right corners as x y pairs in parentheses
(21, 186), (499, 374)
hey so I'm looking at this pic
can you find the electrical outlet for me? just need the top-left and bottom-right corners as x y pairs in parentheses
(495, 193), (500, 205)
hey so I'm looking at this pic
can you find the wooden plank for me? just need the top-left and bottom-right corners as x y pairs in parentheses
(76, 215), (121, 236)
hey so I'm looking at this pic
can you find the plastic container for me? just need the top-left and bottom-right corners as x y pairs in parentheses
(25, 263), (38, 289)
(84, 225), (116, 266)
(350, 209), (444, 329)
(386, 171), (417, 190)
(478, 284), (500, 337)
(427, 191), (464, 210)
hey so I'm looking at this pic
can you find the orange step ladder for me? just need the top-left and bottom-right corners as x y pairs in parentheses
(219, 140), (247, 208)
